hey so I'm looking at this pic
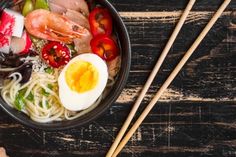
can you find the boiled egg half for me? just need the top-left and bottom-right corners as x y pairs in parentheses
(58, 53), (108, 111)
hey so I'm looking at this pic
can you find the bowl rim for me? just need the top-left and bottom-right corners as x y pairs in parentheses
(0, 0), (131, 131)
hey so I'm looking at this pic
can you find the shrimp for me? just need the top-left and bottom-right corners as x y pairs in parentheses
(24, 9), (90, 43)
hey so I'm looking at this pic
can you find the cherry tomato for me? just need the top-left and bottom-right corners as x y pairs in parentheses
(89, 7), (113, 37)
(90, 34), (118, 61)
(42, 41), (70, 68)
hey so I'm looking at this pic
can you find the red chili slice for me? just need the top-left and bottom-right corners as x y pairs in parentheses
(89, 7), (113, 37)
(90, 34), (118, 61)
(42, 41), (70, 68)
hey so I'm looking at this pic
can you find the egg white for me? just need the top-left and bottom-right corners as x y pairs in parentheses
(58, 53), (108, 111)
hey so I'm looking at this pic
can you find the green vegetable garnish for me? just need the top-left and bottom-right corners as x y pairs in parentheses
(18, 88), (27, 97)
(42, 89), (49, 97)
(15, 89), (26, 110)
(39, 101), (43, 107)
(27, 92), (34, 102)
(35, 0), (49, 10)
(39, 101), (50, 109)
(18, 88), (34, 102)
(22, 0), (34, 16)
(42, 84), (53, 97)
(14, 88), (35, 111)
(46, 101), (50, 109)
(44, 67), (54, 74)
(14, 94), (25, 111)
(67, 44), (77, 57)
(47, 84), (53, 90)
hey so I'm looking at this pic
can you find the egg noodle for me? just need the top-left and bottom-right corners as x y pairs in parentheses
(0, 69), (113, 123)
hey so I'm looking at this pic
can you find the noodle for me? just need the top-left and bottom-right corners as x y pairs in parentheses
(1, 70), (109, 123)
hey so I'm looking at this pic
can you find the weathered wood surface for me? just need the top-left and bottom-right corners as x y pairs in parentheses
(0, 0), (236, 157)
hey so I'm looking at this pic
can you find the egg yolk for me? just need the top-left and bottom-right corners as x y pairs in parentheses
(65, 61), (99, 93)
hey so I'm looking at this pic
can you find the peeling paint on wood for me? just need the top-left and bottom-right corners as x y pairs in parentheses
(117, 87), (236, 103)
(119, 11), (221, 24)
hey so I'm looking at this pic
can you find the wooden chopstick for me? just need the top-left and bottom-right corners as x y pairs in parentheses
(110, 0), (231, 156)
(106, 0), (196, 156)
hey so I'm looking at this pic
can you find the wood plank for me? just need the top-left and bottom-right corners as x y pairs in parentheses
(0, 1), (236, 157)
(1, 101), (236, 156)
(110, 0), (236, 11)
(116, 11), (236, 101)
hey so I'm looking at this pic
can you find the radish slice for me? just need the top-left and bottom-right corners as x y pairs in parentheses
(0, 34), (11, 53)
(20, 31), (32, 54)
(10, 31), (32, 55)
(10, 37), (26, 54)
(0, 9), (24, 38)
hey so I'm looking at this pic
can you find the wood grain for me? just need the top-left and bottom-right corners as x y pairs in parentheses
(110, 0), (236, 11)
(0, 1), (235, 157)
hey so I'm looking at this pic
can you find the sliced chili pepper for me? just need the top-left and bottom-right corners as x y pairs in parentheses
(42, 41), (70, 68)
(89, 7), (113, 37)
(90, 34), (118, 61)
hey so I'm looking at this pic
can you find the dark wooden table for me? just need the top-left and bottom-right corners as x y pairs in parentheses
(1, 0), (236, 156)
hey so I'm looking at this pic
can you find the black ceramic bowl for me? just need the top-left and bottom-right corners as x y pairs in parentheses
(0, 0), (131, 131)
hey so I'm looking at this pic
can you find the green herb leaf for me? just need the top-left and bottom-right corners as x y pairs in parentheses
(46, 101), (50, 109)
(42, 84), (53, 97)
(47, 84), (53, 90)
(42, 88), (50, 97)
(26, 92), (34, 102)
(18, 88), (27, 97)
(44, 67), (54, 74)
(67, 44), (77, 57)
(14, 95), (25, 111)
(39, 101), (43, 108)
(18, 88), (34, 102)
(39, 101), (50, 109)
(14, 88), (33, 111)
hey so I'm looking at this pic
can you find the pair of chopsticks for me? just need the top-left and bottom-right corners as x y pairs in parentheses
(106, 0), (231, 156)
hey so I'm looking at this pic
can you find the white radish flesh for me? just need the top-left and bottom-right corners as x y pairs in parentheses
(10, 31), (32, 54)
(0, 9), (24, 38)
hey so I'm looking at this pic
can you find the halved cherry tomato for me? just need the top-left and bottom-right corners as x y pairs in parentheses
(42, 41), (70, 68)
(90, 34), (118, 61)
(89, 7), (113, 37)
